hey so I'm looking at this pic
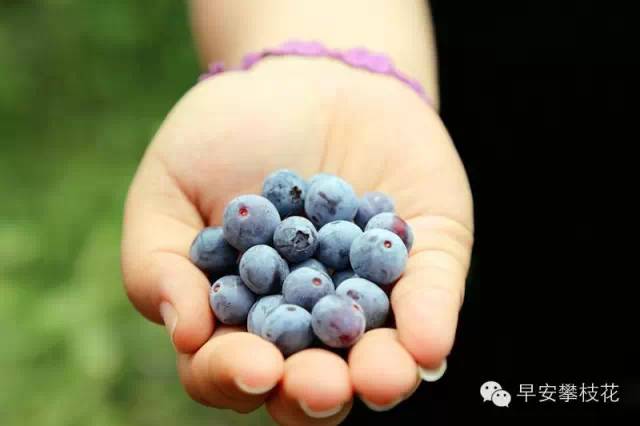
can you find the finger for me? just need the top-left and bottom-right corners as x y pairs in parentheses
(392, 214), (473, 372)
(266, 349), (353, 425)
(177, 328), (284, 413)
(121, 152), (213, 353)
(349, 328), (420, 411)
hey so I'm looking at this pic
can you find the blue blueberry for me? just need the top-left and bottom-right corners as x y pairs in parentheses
(332, 269), (357, 287)
(290, 258), (330, 276)
(307, 172), (336, 188)
(223, 195), (280, 251)
(209, 275), (256, 325)
(282, 267), (334, 311)
(262, 169), (307, 218)
(315, 220), (363, 270)
(311, 294), (366, 348)
(239, 245), (289, 295)
(189, 226), (238, 278)
(365, 212), (414, 252)
(354, 192), (395, 229)
(273, 216), (318, 263)
(350, 229), (408, 286)
(247, 294), (285, 335)
(261, 304), (314, 356)
(304, 175), (358, 227)
(336, 278), (390, 330)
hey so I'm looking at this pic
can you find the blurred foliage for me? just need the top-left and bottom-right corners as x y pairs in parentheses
(0, 1), (272, 425)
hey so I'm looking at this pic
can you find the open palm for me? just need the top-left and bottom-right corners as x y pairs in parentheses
(121, 58), (473, 425)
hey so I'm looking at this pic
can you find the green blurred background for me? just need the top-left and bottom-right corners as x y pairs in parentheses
(0, 2), (271, 425)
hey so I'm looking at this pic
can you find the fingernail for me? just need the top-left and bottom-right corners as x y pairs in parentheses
(234, 377), (276, 395)
(418, 358), (447, 382)
(299, 400), (343, 419)
(159, 302), (177, 346)
(360, 396), (403, 412)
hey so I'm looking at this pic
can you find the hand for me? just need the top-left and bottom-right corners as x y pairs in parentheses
(121, 57), (473, 425)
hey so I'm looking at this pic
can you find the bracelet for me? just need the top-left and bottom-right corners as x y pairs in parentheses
(197, 40), (433, 106)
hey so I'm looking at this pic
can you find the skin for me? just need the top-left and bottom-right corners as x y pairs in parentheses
(122, 1), (473, 424)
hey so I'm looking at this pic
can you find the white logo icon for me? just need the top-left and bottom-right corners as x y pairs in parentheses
(481, 381), (511, 407)
(491, 389), (511, 407)
(480, 381), (502, 402)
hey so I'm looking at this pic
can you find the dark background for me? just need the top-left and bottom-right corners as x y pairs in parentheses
(347, 0), (638, 423)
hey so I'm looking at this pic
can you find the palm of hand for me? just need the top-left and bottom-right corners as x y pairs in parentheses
(122, 58), (473, 424)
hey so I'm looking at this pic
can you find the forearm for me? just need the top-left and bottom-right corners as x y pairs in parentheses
(189, 0), (439, 104)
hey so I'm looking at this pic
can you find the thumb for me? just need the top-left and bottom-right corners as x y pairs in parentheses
(391, 214), (473, 370)
(121, 155), (214, 353)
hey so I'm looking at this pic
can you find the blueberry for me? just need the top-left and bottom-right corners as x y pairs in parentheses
(223, 195), (280, 251)
(189, 226), (238, 278)
(290, 258), (330, 276)
(336, 278), (390, 330)
(307, 172), (335, 188)
(239, 245), (289, 295)
(247, 294), (285, 335)
(273, 216), (318, 263)
(315, 220), (363, 270)
(365, 212), (414, 252)
(354, 192), (395, 229)
(209, 275), (256, 325)
(350, 229), (408, 286)
(311, 294), (366, 348)
(282, 267), (334, 311)
(261, 304), (314, 356)
(332, 269), (357, 287)
(262, 169), (307, 218)
(304, 175), (358, 227)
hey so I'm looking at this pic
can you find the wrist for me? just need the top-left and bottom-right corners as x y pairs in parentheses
(189, 0), (438, 104)
(198, 41), (434, 107)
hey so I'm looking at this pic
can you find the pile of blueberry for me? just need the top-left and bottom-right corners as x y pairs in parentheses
(189, 170), (414, 356)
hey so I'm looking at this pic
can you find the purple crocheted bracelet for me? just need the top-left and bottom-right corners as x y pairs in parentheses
(198, 40), (433, 106)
